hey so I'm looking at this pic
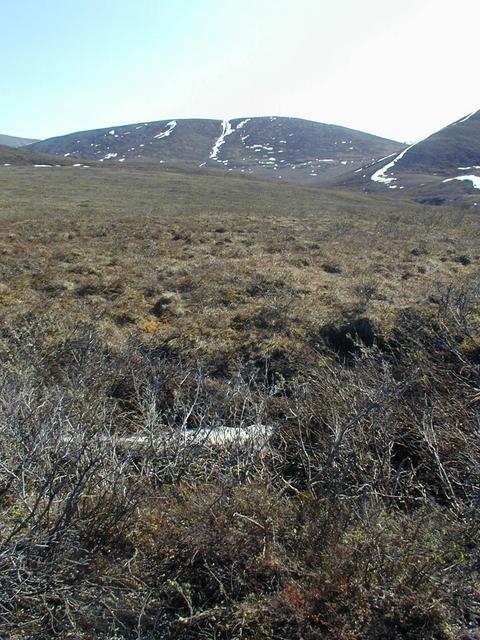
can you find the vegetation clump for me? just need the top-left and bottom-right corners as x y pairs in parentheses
(0, 281), (478, 639)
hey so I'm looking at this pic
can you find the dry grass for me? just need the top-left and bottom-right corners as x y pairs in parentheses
(0, 165), (479, 639)
(0, 166), (478, 362)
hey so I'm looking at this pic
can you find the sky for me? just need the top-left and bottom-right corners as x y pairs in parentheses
(2, 0), (479, 143)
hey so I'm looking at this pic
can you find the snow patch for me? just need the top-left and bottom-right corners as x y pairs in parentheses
(442, 175), (480, 190)
(209, 119), (255, 160)
(209, 120), (234, 159)
(454, 111), (477, 125)
(371, 146), (416, 185)
(248, 144), (274, 151)
(236, 118), (250, 129)
(154, 120), (177, 139)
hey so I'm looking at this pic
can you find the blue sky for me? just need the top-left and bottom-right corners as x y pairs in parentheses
(2, 0), (479, 141)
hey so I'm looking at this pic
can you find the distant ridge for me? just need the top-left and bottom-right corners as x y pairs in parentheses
(0, 133), (39, 148)
(29, 116), (404, 185)
(0, 143), (74, 167)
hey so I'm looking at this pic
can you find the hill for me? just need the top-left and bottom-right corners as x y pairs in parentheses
(0, 143), (77, 167)
(0, 132), (38, 147)
(332, 109), (480, 207)
(29, 116), (404, 184)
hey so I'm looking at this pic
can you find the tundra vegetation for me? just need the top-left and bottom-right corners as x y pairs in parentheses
(0, 165), (479, 639)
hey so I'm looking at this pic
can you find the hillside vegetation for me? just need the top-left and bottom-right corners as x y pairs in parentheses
(0, 165), (479, 639)
(29, 116), (403, 184)
(0, 144), (73, 166)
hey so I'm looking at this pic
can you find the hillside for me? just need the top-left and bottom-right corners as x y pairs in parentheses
(333, 109), (480, 207)
(29, 116), (404, 184)
(0, 143), (74, 167)
(0, 132), (38, 147)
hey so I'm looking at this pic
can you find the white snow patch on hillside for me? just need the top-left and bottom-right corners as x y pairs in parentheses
(454, 111), (477, 125)
(102, 152), (118, 160)
(154, 120), (177, 140)
(209, 120), (234, 159)
(34, 165), (52, 168)
(458, 166), (480, 170)
(442, 175), (480, 189)
(210, 119), (256, 160)
(371, 146), (416, 186)
(236, 118), (250, 129)
(248, 144), (274, 151)
(109, 130), (115, 135)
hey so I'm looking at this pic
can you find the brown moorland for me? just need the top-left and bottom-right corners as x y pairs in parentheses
(0, 165), (479, 639)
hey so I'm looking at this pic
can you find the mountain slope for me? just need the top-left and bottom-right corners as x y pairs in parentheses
(0, 144), (74, 167)
(0, 133), (39, 148)
(29, 117), (404, 184)
(333, 110), (480, 207)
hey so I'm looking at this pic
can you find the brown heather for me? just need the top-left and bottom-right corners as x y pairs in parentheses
(0, 165), (479, 639)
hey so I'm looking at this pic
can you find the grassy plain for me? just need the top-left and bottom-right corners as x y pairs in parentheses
(0, 165), (479, 638)
(0, 165), (478, 356)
